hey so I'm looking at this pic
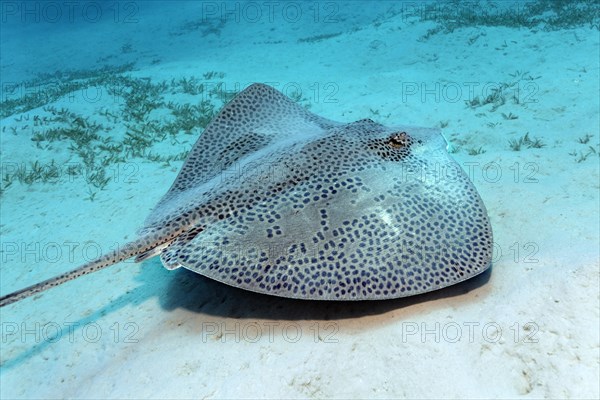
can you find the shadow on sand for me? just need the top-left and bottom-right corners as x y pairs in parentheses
(159, 264), (493, 321)
(1, 262), (492, 371)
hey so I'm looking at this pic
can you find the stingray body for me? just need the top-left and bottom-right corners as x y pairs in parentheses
(0, 83), (493, 306)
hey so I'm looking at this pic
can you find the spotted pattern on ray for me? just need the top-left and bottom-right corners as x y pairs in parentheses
(0, 83), (493, 307)
(149, 87), (493, 300)
(142, 84), (341, 229)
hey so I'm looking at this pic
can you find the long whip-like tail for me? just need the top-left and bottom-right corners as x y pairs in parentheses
(0, 237), (163, 308)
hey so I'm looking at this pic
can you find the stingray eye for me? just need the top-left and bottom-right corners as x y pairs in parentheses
(387, 132), (410, 148)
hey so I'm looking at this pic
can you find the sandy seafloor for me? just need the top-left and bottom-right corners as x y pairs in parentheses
(0, 1), (599, 399)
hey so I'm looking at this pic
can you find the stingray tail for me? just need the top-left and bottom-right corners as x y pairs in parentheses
(0, 237), (159, 308)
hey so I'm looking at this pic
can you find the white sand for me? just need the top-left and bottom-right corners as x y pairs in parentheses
(1, 2), (598, 399)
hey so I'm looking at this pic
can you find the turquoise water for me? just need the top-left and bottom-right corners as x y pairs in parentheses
(1, 1), (599, 398)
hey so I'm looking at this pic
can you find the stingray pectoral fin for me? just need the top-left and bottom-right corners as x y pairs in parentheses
(143, 83), (341, 228)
